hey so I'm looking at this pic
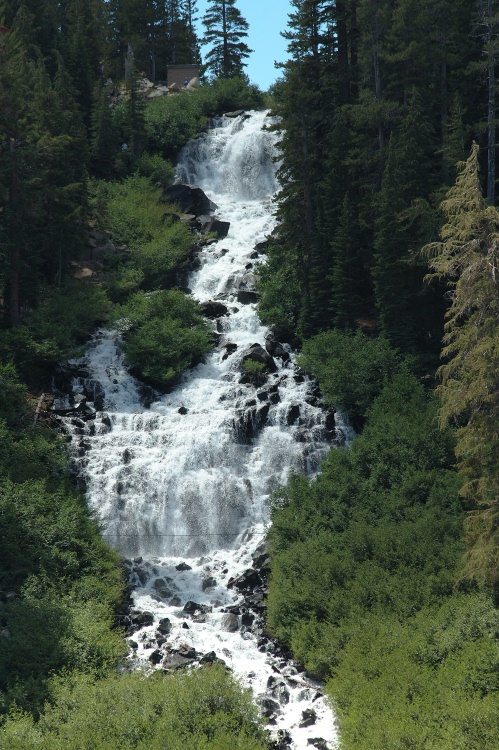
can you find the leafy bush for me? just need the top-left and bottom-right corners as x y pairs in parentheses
(145, 78), (265, 158)
(298, 328), (400, 420)
(113, 290), (212, 389)
(0, 667), (268, 750)
(0, 281), (110, 383)
(0, 475), (125, 716)
(145, 93), (207, 158)
(136, 152), (175, 188)
(97, 174), (193, 296)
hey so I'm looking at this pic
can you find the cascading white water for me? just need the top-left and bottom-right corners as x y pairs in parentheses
(64, 111), (342, 750)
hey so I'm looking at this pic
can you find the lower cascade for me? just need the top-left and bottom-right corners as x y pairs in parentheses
(58, 111), (345, 750)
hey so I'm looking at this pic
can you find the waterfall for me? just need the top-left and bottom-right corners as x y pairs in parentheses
(64, 111), (342, 750)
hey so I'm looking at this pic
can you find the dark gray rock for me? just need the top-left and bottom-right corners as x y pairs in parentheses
(200, 300), (228, 319)
(149, 649), (163, 664)
(241, 344), (277, 373)
(221, 613), (239, 632)
(228, 568), (261, 591)
(176, 562), (192, 571)
(300, 709), (317, 728)
(164, 184), (217, 215)
(157, 617), (172, 635)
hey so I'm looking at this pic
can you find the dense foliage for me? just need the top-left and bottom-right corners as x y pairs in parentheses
(113, 290), (212, 388)
(0, 365), (125, 718)
(268, 374), (499, 748)
(0, 667), (268, 750)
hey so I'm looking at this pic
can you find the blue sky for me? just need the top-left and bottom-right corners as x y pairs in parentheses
(195, 0), (292, 90)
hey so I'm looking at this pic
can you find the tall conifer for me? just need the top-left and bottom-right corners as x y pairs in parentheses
(201, 0), (252, 79)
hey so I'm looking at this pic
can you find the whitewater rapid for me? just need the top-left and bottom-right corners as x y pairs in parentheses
(64, 111), (342, 750)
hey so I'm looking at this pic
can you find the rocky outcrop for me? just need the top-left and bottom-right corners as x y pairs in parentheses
(200, 300), (228, 319)
(241, 344), (277, 373)
(165, 184), (217, 215)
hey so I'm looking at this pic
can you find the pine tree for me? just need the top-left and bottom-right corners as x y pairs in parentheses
(424, 143), (499, 585)
(372, 89), (438, 351)
(201, 0), (252, 79)
(330, 194), (366, 329)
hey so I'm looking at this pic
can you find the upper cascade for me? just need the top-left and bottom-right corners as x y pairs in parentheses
(176, 111), (279, 201)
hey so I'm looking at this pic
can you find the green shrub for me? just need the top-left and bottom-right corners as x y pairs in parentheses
(0, 281), (110, 382)
(113, 290), (212, 389)
(136, 152), (175, 188)
(298, 328), (400, 419)
(0, 476), (124, 717)
(97, 175), (193, 295)
(145, 78), (265, 158)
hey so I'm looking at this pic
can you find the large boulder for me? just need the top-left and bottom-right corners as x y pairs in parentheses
(200, 300), (228, 319)
(241, 344), (277, 373)
(164, 184), (217, 215)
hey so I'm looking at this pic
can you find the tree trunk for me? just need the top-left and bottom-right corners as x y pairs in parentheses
(222, 0), (228, 78)
(336, 1), (350, 104)
(349, 0), (359, 98)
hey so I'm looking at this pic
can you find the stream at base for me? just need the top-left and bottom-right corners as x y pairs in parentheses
(60, 111), (345, 750)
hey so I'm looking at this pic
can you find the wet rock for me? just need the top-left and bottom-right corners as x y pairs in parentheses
(324, 410), (336, 434)
(202, 576), (217, 591)
(152, 578), (174, 598)
(164, 184), (217, 215)
(256, 696), (281, 719)
(221, 613), (239, 632)
(267, 677), (290, 705)
(129, 610), (154, 628)
(82, 379), (105, 410)
(169, 595), (182, 607)
(237, 289), (258, 304)
(176, 562), (192, 571)
(211, 219), (230, 239)
(222, 342), (238, 361)
(300, 709), (317, 728)
(273, 345), (290, 363)
(200, 300), (228, 319)
(199, 651), (226, 667)
(228, 568), (261, 591)
(183, 600), (203, 614)
(241, 343), (277, 373)
(162, 652), (195, 671)
(287, 404), (300, 425)
(157, 617), (172, 635)
(178, 406), (188, 415)
(149, 649), (163, 665)
(307, 740), (329, 750)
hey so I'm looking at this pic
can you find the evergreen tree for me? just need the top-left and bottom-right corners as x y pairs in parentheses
(425, 143), (499, 586)
(330, 194), (366, 329)
(201, 0), (252, 79)
(90, 81), (120, 178)
(372, 89), (438, 352)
